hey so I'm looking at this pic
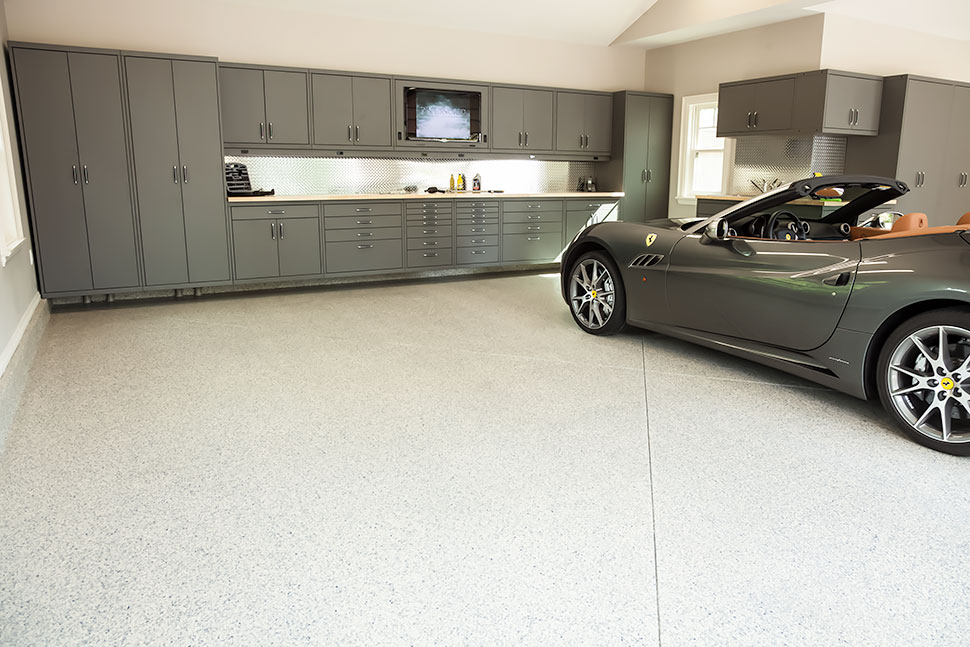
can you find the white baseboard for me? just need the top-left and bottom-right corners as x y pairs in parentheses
(0, 292), (41, 379)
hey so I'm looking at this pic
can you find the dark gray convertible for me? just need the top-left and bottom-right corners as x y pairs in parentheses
(561, 175), (970, 455)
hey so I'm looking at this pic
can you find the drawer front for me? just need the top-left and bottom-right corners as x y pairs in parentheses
(325, 227), (402, 243)
(457, 217), (499, 226)
(503, 222), (563, 235)
(407, 248), (453, 268)
(456, 200), (499, 209)
(406, 236), (452, 251)
(324, 203), (402, 217)
(503, 211), (563, 224)
(231, 204), (318, 221)
(407, 225), (453, 238)
(325, 239), (403, 273)
(405, 206), (453, 216)
(457, 234), (498, 247)
(456, 206), (499, 216)
(502, 200), (562, 213)
(324, 214), (402, 230)
(404, 201), (453, 210)
(457, 223), (499, 236)
(457, 246), (499, 264)
(566, 200), (616, 212)
(406, 212), (454, 222)
(502, 233), (563, 262)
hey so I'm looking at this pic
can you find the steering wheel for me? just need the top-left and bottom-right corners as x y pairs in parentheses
(764, 210), (806, 241)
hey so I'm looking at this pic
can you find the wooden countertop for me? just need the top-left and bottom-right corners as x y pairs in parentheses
(227, 191), (624, 204)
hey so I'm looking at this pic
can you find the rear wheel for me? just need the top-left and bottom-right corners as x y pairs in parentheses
(567, 251), (626, 336)
(877, 309), (970, 456)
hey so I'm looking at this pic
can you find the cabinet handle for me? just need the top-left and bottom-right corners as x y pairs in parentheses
(82, 165), (89, 184)
(423, 209), (437, 214)
(524, 132), (529, 147)
(584, 134), (589, 148)
(422, 230), (437, 234)
(848, 108), (854, 126)
(527, 204), (541, 209)
(527, 214), (542, 220)
(752, 111), (758, 127)
(527, 226), (541, 230)
(348, 125), (353, 142)
(357, 244), (373, 249)
(519, 132), (523, 146)
(471, 250), (486, 255)
(72, 165), (78, 185)
(182, 165), (188, 183)
(356, 219), (373, 225)
(647, 169), (653, 182)
(641, 169), (647, 183)
(268, 122), (274, 140)
(173, 165), (179, 184)
(270, 222), (276, 240)
(423, 241), (438, 246)
(471, 228), (485, 232)
(355, 125), (360, 142)
(855, 108), (861, 126)
(356, 232), (373, 237)
(423, 253), (438, 258)
(356, 207), (372, 213)
(259, 122), (265, 140)
(527, 236), (541, 241)
(267, 210), (285, 214)
(579, 133), (584, 147)
(746, 111), (751, 128)
(278, 222), (284, 239)
(472, 239), (485, 244)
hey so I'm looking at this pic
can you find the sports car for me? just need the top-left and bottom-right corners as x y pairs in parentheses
(560, 175), (970, 455)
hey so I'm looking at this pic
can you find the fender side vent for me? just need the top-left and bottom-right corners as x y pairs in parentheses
(629, 253), (664, 268)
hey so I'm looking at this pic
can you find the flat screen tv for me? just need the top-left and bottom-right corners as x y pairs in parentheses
(404, 87), (482, 142)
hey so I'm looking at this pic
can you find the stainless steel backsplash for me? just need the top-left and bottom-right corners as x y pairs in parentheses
(731, 135), (846, 195)
(224, 155), (598, 195)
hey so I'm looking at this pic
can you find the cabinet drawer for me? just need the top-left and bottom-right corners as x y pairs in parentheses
(231, 204), (318, 220)
(407, 236), (452, 251)
(407, 248), (453, 268)
(325, 227), (402, 242)
(407, 225), (453, 238)
(456, 206), (499, 215)
(324, 202), (402, 217)
(502, 233), (563, 262)
(324, 214), (402, 230)
(457, 223), (499, 236)
(405, 201), (453, 210)
(567, 200), (616, 212)
(502, 200), (562, 213)
(457, 200), (499, 208)
(457, 217), (499, 226)
(406, 212), (454, 222)
(405, 205), (453, 216)
(503, 211), (562, 224)
(457, 235), (498, 247)
(325, 239), (402, 273)
(457, 246), (499, 264)
(503, 222), (562, 234)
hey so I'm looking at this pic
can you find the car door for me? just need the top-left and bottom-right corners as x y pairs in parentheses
(665, 234), (861, 350)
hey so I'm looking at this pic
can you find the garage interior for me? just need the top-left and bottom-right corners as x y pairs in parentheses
(1, 1), (968, 645)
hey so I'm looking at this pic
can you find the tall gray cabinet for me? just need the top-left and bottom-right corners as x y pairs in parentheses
(11, 46), (140, 295)
(125, 55), (230, 286)
(845, 76), (970, 223)
(601, 92), (674, 222)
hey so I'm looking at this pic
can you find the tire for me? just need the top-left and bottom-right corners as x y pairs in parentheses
(566, 250), (626, 336)
(876, 308), (970, 456)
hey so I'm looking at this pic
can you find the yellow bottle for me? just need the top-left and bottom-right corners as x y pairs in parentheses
(449, 174), (455, 191)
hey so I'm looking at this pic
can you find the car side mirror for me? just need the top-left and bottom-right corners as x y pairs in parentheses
(703, 218), (729, 242)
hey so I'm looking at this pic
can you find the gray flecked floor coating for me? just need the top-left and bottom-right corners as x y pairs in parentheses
(1, 273), (967, 646)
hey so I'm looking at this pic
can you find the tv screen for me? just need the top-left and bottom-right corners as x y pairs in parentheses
(405, 88), (481, 141)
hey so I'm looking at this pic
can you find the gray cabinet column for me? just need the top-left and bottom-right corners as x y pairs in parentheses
(645, 95), (673, 220)
(620, 95), (649, 222)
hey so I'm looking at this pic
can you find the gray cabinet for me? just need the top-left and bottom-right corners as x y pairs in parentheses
(791, 70), (883, 136)
(943, 86), (970, 219)
(600, 92), (673, 222)
(231, 212), (321, 280)
(491, 87), (554, 151)
(501, 201), (564, 262)
(220, 65), (309, 145)
(312, 73), (391, 147)
(11, 47), (139, 295)
(555, 92), (612, 154)
(127, 56), (230, 286)
(717, 77), (794, 136)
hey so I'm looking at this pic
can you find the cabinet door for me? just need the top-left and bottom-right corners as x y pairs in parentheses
(645, 96), (673, 220)
(69, 52), (140, 290)
(12, 48), (91, 294)
(352, 77), (392, 147)
(716, 83), (754, 135)
(264, 70), (309, 145)
(752, 78), (794, 132)
(232, 219), (279, 280)
(491, 87), (523, 150)
(312, 73), (354, 146)
(850, 77), (883, 134)
(897, 80), (953, 224)
(173, 60), (231, 283)
(277, 217), (321, 276)
(555, 92), (586, 152)
(584, 94), (613, 154)
(620, 95), (649, 222)
(219, 66), (265, 144)
(125, 56), (189, 286)
(522, 89), (554, 151)
(942, 86), (970, 222)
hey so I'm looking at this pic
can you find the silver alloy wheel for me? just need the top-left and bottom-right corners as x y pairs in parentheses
(569, 258), (616, 330)
(887, 324), (970, 444)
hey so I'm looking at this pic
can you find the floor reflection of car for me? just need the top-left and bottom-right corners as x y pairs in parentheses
(561, 175), (970, 456)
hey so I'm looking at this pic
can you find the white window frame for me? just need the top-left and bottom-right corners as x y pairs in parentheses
(675, 92), (734, 206)
(0, 78), (25, 268)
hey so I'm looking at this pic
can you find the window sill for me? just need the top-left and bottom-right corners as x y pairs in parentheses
(0, 237), (27, 267)
(675, 196), (698, 206)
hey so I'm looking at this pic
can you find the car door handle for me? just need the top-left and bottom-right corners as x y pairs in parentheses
(822, 272), (851, 287)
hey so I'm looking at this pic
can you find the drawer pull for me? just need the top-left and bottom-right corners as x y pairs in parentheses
(423, 209), (437, 214)
(268, 209), (285, 215)
(471, 228), (485, 232)
(470, 219), (486, 224)
(527, 226), (541, 231)
(422, 229), (437, 234)
(471, 239), (485, 244)
(527, 236), (541, 241)
(356, 232), (373, 237)
(471, 250), (486, 255)
(527, 215), (542, 220)
(423, 241), (438, 246)
(357, 244), (373, 249)
(356, 219), (373, 225)
(356, 207), (373, 213)
(423, 253), (438, 258)
(527, 204), (541, 208)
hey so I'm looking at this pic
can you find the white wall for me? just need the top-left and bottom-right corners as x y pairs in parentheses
(2, 0), (647, 91)
(0, 0), (39, 378)
(642, 14), (825, 220)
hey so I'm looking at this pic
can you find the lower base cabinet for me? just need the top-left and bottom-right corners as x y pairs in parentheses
(407, 248), (453, 267)
(502, 233), (563, 262)
(325, 239), (403, 273)
(232, 217), (321, 280)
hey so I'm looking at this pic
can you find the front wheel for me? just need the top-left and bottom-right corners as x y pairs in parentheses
(567, 251), (626, 335)
(877, 308), (970, 456)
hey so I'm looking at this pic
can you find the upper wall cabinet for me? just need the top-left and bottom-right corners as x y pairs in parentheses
(312, 73), (392, 148)
(716, 77), (795, 136)
(219, 65), (309, 146)
(555, 91), (612, 155)
(491, 87), (554, 152)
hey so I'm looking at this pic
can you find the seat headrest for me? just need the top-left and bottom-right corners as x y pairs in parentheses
(958, 211), (970, 226)
(892, 212), (928, 232)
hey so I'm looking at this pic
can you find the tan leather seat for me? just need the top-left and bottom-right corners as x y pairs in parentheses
(957, 211), (970, 226)
(891, 212), (928, 233)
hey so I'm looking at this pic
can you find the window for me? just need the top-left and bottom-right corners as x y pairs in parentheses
(0, 81), (24, 267)
(677, 93), (732, 204)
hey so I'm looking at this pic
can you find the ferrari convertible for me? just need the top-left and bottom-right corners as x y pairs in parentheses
(561, 175), (970, 455)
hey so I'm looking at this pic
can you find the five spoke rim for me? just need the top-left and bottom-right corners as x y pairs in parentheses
(569, 258), (616, 330)
(887, 325), (970, 444)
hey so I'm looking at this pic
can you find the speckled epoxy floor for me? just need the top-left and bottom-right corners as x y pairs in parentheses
(1, 273), (968, 646)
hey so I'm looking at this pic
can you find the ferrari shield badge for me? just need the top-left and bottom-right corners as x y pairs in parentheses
(645, 233), (657, 247)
